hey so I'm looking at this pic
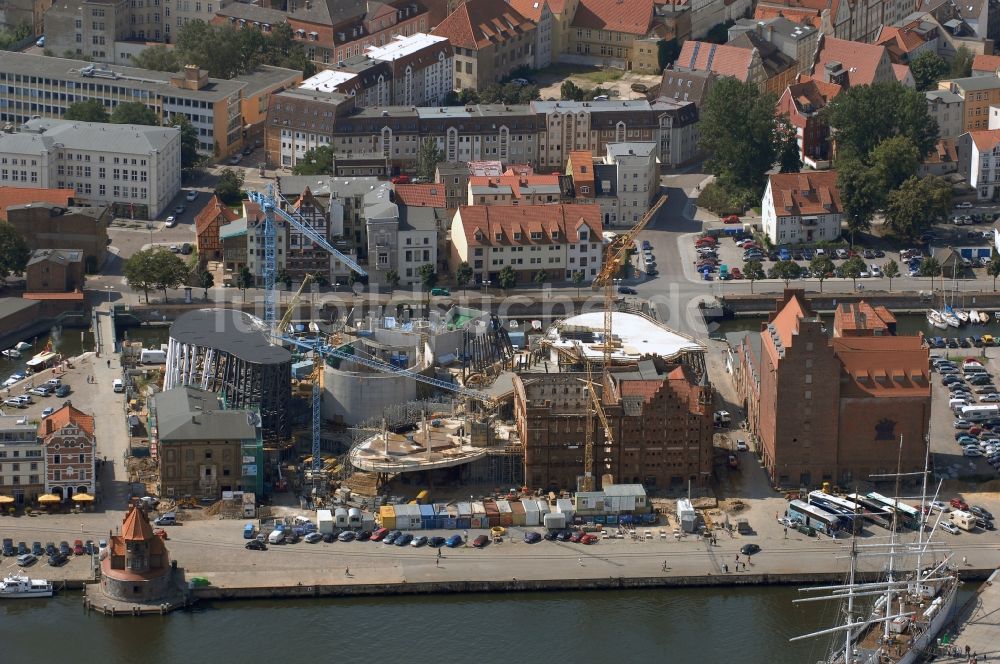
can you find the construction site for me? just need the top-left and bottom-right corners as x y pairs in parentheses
(117, 188), (716, 520)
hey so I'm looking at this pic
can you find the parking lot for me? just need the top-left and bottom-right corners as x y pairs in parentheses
(929, 351), (1000, 480)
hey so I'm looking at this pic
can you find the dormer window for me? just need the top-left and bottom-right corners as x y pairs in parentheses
(552, 231), (560, 240)
(530, 231), (543, 240)
(494, 232), (503, 241)
(514, 232), (522, 240)
(579, 231), (588, 240)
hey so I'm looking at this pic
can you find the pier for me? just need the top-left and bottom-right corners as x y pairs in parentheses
(936, 568), (1000, 662)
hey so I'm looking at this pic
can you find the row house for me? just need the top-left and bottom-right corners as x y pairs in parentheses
(728, 17), (820, 74)
(467, 171), (565, 206)
(431, 0), (538, 90)
(956, 128), (1000, 200)
(926, 88), (966, 139)
(449, 203), (603, 284)
(195, 195), (239, 261)
(940, 75), (1000, 133)
(810, 35), (897, 88)
(594, 142), (659, 227)
(776, 78), (841, 169)
(40, 403), (96, 500)
(761, 170), (843, 245)
(362, 182), (441, 286)
(0, 415), (45, 507)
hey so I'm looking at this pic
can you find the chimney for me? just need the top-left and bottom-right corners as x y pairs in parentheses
(171, 65), (210, 91)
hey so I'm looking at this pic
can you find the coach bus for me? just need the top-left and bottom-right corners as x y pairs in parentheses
(846, 493), (896, 530)
(866, 492), (921, 529)
(787, 499), (846, 533)
(807, 491), (864, 535)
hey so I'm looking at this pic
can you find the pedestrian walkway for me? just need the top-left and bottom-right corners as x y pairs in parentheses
(935, 568), (1000, 663)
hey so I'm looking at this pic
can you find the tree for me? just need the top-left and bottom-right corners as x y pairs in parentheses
(416, 138), (444, 182)
(823, 82), (938, 161)
(454, 262), (473, 291)
(837, 158), (883, 242)
(842, 256), (866, 291)
(700, 78), (780, 197)
(810, 255), (835, 292)
(533, 269), (549, 286)
(0, 224), (30, 279)
(657, 39), (681, 71)
(743, 260), (765, 294)
(772, 259), (803, 287)
(65, 99), (109, 123)
(704, 20), (734, 44)
(236, 266), (253, 295)
(883, 259), (900, 292)
(199, 269), (214, 299)
(417, 263), (437, 292)
(988, 256), (1000, 290)
(293, 146), (334, 176)
(909, 51), (949, 91)
(776, 115), (802, 174)
(175, 21), (244, 79)
(123, 248), (156, 302)
(170, 115), (201, 169)
(870, 136), (920, 192)
(920, 256), (942, 291)
(385, 270), (400, 293)
(950, 46), (974, 78)
(110, 101), (159, 126)
(149, 249), (190, 301)
(214, 167), (245, 205)
(571, 270), (586, 296)
(561, 80), (584, 101)
(498, 265), (517, 291)
(347, 270), (361, 289)
(885, 175), (952, 240)
(131, 44), (180, 72)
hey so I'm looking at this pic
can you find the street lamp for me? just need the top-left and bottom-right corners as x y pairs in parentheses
(484, 279), (491, 296)
(106, 285), (112, 304)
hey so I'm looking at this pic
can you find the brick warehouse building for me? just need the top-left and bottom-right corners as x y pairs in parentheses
(729, 290), (930, 488)
(513, 359), (713, 491)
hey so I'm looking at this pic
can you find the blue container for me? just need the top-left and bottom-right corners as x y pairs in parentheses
(606, 515), (618, 525)
(595, 515), (606, 524)
(444, 518), (457, 529)
(456, 517), (471, 530)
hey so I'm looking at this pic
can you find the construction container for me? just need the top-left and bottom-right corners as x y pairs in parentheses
(497, 500), (513, 527)
(335, 507), (349, 528)
(606, 515), (618, 525)
(291, 360), (314, 379)
(555, 498), (575, 522)
(574, 491), (605, 513)
(395, 504), (422, 530)
(348, 507), (362, 527)
(537, 499), (551, 517)
(379, 505), (397, 530)
(317, 509), (335, 535)
(543, 512), (566, 529)
(523, 500), (540, 526)
(419, 504), (436, 529)
(483, 501), (500, 528)
(511, 501), (526, 527)
(677, 498), (697, 533)
(457, 502), (472, 530)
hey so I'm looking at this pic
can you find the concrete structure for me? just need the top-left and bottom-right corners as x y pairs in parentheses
(450, 203), (603, 284)
(0, 0), (51, 36)
(0, 415), (45, 507)
(777, 78), (840, 169)
(0, 118), (180, 218)
(150, 386), (262, 499)
(25, 248), (84, 293)
(3, 202), (110, 271)
(164, 309), (292, 441)
(297, 33), (454, 107)
(99, 504), (174, 604)
(39, 402), (95, 501)
(728, 17), (819, 74)
(956, 128), (1000, 200)
(735, 290), (930, 488)
(0, 53), (300, 157)
(761, 170), (843, 245)
(926, 88), (966, 140)
(431, 0), (537, 90)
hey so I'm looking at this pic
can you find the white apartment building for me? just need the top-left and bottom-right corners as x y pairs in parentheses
(450, 203), (604, 284)
(957, 129), (1000, 200)
(761, 171), (844, 245)
(0, 118), (181, 218)
(927, 89), (965, 140)
(0, 415), (45, 506)
(603, 142), (658, 226)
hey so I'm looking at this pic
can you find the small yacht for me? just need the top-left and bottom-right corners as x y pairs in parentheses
(14, 341), (30, 351)
(1, 349), (20, 359)
(0, 573), (53, 598)
(926, 310), (948, 329)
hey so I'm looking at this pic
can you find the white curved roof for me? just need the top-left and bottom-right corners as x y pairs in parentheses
(547, 311), (703, 362)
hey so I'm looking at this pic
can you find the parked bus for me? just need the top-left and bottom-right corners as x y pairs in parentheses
(847, 493), (896, 530)
(788, 499), (845, 533)
(807, 491), (864, 535)
(866, 492), (921, 529)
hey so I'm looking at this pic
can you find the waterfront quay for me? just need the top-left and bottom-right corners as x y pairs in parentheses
(936, 569), (1000, 662)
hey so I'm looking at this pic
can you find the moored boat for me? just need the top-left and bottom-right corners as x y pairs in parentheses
(0, 573), (54, 598)
(926, 310), (948, 330)
(25, 350), (57, 371)
(1, 349), (20, 359)
(14, 341), (30, 351)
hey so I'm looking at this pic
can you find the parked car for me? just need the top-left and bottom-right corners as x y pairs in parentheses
(164, 216), (177, 228)
(472, 535), (489, 548)
(245, 539), (267, 550)
(303, 532), (322, 543)
(939, 522), (961, 535)
(58, 541), (70, 556)
(16, 553), (37, 566)
(48, 552), (68, 566)
(950, 498), (970, 511)
(445, 534), (463, 548)
(955, 201), (974, 209)
(185, 190), (199, 202)
(383, 530), (401, 545)
(523, 532), (542, 544)
(580, 534), (598, 544)
(395, 533), (413, 547)
(722, 215), (741, 224)
(428, 536), (446, 547)
(55, 384), (71, 397)
(73, 539), (84, 555)
(29, 386), (52, 397)
(338, 530), (357, 542)
(356, 530), (372, 541)
(370, 528), (389, 542)
(617, 286), (638, 295)
(411, 535), (428, 547)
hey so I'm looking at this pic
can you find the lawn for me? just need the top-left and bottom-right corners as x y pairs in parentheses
(577, 69), (624, 84)
(535, 63), (623, 84)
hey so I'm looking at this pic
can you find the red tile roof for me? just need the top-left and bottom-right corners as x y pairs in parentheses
(121, 503), (157, 542)
(968, 129), (1000, 152)
(506, 0), (547, 21)
(813, 37), (889, 87)
(568, 151), (595, 199)
(40, 403), (95, 438)
(394, 183), (447, 208)
(0, 187), (75, 221)
(892, 63), (913, 85)
(972, 54), (1000, 74)
(23, 291), (86, 301)
(468, 172), (560, 199)
(431, 0), (535, 50)
(754, 3), (822, 25)
(456, 204), (602, 247)
(834, 300), (896, 336)
(924, 138), (958, 165)
(572, 0), (654, 35)
(677, 41), (754, 81)
(195, 195), (240, 235)
(619, 378), (664, 400)
(781, 78), (840, 123)
(766, 289), (815, 350)
(875, 26), (927, 54)
(832, 336), (930, 397)
(767, 170), (842, 218)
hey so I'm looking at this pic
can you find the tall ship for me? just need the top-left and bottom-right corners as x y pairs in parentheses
(792, 448), (959, 663)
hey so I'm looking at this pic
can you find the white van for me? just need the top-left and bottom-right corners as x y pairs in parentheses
(268, 527), (285, 544)
(112, 378), (124, 393)
(950, 398), (970, 410)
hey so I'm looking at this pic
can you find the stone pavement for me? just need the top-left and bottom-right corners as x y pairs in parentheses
(934, 569), (1000, 663)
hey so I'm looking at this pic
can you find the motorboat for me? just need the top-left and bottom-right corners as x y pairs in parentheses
(953, 308), (969, 323)
(940, 308), (961, 328)
(1, 349), (20, 359)
(926, 310), (948, 330)
(14, 342), (30, 351)
(0, 573), (53, 598)
(969, 310), (980, 324)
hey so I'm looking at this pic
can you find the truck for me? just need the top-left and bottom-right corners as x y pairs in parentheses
(139, 348), (167, 364)
(950, 509), (977, 531)
(316, 509), (335, 535)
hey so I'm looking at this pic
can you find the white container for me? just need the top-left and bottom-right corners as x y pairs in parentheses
(317, 509), (335, 534)
(523, 500), (540, 526)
